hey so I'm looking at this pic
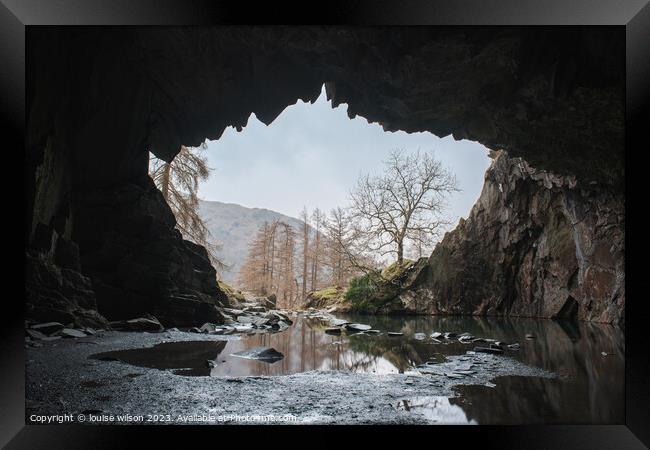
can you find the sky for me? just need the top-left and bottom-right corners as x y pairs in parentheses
(198, 85), (492, 236)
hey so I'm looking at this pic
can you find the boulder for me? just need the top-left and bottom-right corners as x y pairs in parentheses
(237, 315), (270, 327)
(270, 321), (290, 332)
(200, 323), (218, 333)
(272, 311), (292, 324)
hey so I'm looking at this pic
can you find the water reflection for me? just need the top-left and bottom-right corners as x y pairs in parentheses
(209, 317), (400, 376)
(214, 313), (624, 423)
(450, 374), (624, 424)
(335, 314), (624, 424)
(393, 396), (477, 424)
(89, 313), (624, 423)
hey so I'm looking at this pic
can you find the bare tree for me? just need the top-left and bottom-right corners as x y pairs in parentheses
(323, 207), (362, 288)
(349, 149), (458, 265)
(149, 144), (227, 273)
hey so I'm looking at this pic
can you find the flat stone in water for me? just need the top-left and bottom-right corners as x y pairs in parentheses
(230, 346), (284, 362)
(388, 332), (404, 336)
(58, 328), (87, 338)
(329, 319), (350, 327)
(414, 333), (427, 340)
(345, 323), (371, 332)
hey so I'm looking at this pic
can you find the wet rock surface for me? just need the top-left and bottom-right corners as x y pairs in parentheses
(367, 151), (624, 325)
(25, 329), (550, 424)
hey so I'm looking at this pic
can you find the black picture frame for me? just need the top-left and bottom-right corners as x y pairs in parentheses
(2, 0), (647, 447)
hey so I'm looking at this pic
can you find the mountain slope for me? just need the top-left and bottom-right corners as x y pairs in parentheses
(198, 200), (306, 284)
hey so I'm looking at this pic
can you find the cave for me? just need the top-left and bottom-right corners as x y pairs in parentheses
(25, 26), (625, 328)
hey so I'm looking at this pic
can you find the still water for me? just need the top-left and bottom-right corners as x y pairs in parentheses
(91, 314), (624, 424)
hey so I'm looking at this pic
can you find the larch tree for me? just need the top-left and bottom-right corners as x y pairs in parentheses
(299, 207), (310, 300)
(349, 149), (459, 265)
(277, 222), (297, 308)
(149, 144), (226, 274)
(238, 220), (298, 309)
(309, 208), (325, 292)
(238, 222), (273, 295)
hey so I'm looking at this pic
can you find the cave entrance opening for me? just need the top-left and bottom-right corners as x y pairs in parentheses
(157, 84), (492, 296)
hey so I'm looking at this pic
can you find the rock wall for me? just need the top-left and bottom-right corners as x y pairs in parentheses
(72, 177), (228, 326)
(401, 152), (624, 325)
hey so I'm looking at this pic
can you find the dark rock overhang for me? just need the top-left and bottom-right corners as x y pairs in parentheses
(27, 26), (624, 189)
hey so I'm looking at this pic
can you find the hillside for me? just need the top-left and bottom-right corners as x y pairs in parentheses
(198, 200), (307, 284)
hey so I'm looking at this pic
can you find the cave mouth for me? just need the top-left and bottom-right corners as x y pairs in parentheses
(178, 84), (492, 286)
(26, 26), (624, 329)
